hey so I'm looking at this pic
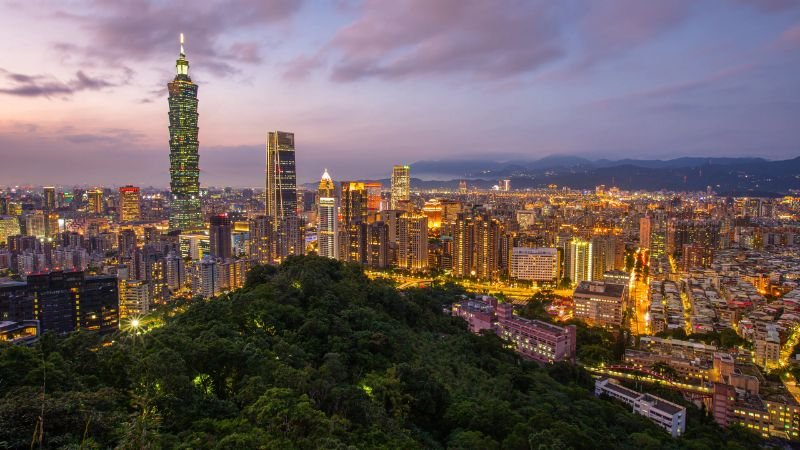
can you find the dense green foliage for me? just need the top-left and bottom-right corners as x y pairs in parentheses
(0, 256), (765, 449)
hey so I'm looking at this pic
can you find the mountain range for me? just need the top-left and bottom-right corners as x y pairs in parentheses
(301, 156), (799, 195)
(405, 156), (800, 195)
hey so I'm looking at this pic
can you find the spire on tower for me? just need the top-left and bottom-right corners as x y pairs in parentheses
(180, 33), (185, 57)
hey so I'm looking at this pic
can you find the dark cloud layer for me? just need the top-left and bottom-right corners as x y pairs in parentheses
(55, 0), (303, 77)
(283, 0), (704, 83)
(0, 68), (113, 98)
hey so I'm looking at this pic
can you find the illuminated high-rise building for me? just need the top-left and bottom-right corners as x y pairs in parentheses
(398, 213), (428, 271)
(87, 189), (104, 214)
(390, 165), (410, 210)
(266, 131), (297, 224)
(341, 181), (368, 262)
(317, 169), (338, 259)
(43, 187), (56, 210)
(569, 238), (593, 285)
(452, 214), (475, 278)
(0, 216), (20, 246)
(168, 33), (203, 231)
(24, 211), (46, 239)
(474, 214), (502, 280)
(365, 221), (389, 268)
(119, 186), (141, 223)
(248, 215), (274, 264)
(365, 182), (382, 212)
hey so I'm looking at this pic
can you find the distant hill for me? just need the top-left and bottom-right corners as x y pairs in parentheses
(404, 156), (800, 194)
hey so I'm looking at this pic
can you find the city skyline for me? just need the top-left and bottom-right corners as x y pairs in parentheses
(0, 0), (799, 187)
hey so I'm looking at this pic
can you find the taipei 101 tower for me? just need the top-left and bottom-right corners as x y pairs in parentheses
(167, 33), (203, 231)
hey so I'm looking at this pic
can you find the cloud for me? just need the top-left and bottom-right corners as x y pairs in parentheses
(0, 68), (114, 98)
(54, 0), (303, 77)
(290, 0), (563, 82)
(733, 0), (800, 13)
(775, 22), (800, 48)
(575, 0), (693, 68)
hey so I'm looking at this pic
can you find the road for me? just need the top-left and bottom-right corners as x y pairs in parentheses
(628, 267), (651, 336)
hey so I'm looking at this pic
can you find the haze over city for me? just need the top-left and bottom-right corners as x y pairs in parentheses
(0, 0), (798, 187)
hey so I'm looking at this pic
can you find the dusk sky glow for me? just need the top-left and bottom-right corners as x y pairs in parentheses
(0, 0), (798, 187)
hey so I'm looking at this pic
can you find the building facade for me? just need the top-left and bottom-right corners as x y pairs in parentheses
(168, 35), (203, 231)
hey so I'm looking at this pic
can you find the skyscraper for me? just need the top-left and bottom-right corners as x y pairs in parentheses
(43, 187), (56, 210)
(248, 215), (274, 265)
(317, 169), (338, 259)
(398, 213), (428, 271)
(569, 238), (593, 285)
(341, 181), (368, 262)
(209, 214), (232, 260)
(391, 165), (410, 210)
(365, 181), (382, 212)
(266, 131), (297, 224)
(87, 189), (104, 214)
(168, 34), (203, 231)
(119, 185), (141, 222)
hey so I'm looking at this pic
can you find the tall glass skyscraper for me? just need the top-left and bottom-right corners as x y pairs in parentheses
(391, 165), (410, 210)
(265, 131), (297, 223)
(317, 169), (337, 259)
(168, 34), (203, 231)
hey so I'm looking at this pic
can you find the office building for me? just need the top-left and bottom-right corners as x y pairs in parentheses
(43, 187), (56, 210)
(390, 165), (410, 210)
(317, 170), (338, 259)
(168, 34), (203, 231)
(119, 185), (141, 222)
(365, 182), (382, 212)
(573, 281), (627, 328)
(509, 247), (559, 282)
(26, 271), (119, 334)
(265, 131), (298, 224)
(87, 189), (104, 214)
(24, 211), (46, 239)
(0, 216), (20, 246)
(209, 214), (232, 260)
(341, 181), (368, 263)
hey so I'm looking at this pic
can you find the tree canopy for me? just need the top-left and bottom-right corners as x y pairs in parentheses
(0, 255), (767, 449)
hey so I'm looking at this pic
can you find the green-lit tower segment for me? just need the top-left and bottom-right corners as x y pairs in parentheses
(168, 34), (203, 231)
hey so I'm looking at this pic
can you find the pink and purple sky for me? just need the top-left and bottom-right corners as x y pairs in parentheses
(0, 0), (798, 187)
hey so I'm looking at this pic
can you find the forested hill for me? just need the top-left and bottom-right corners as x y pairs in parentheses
(0, 256), (765, 449)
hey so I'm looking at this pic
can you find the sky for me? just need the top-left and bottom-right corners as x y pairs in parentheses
(0, 0), (798, 188)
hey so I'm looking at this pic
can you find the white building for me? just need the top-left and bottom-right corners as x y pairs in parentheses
(595, 378), (686, 437)
(317, 169), (338, 260)
(509, 247), (559, 282)
(192, 255), (220, 299)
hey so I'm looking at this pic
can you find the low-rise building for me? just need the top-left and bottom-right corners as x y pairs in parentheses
(595, 378), (687, 437)
(573, 281), (627, 328)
